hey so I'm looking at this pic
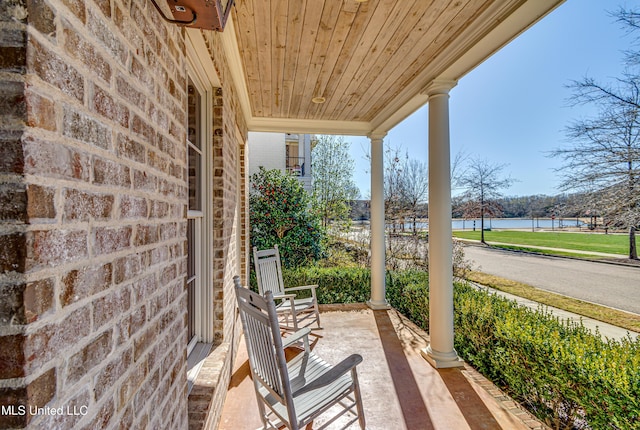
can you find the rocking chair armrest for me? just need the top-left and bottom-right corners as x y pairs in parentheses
(292, 354), (363, 397)
(282, 327), (311, 349)
(284, 284), (318, 293)
(272, 293), (296, 302)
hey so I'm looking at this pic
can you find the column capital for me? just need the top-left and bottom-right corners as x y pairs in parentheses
(367, 131), (387, 142)
(422, 79), (457, 97)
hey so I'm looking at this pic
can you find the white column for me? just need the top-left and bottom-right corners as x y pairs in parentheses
(367, 133), (390, 310)
(421, 80), (464, 368)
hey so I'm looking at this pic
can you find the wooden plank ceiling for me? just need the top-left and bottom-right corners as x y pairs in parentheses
(231, 0), (561, 132)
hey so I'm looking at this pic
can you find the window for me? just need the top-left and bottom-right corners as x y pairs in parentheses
(187, 79), (203, 352)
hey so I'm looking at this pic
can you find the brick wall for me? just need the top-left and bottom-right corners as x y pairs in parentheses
(0, 1), (247, 429)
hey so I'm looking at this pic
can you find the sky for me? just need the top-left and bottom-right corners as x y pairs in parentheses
(345, 0), (639, 198)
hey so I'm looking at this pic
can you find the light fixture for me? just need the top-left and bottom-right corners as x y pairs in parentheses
(311, 96), (326, 104)
(150, 0), (235, 31)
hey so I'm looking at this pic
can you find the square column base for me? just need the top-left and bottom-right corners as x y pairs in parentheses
(366, 300), (391, 310)
(420, 347), (465, 369)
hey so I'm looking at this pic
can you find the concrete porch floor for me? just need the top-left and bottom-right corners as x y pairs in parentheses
(218, 305), (546, 430)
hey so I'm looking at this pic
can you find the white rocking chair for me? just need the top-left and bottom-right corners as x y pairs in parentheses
(234, 276), (366, 430)
(253, 246), (321, 330)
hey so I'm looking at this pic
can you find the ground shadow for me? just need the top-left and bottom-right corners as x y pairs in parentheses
(438, 368), (502, 430)
(373, 310), (435, 430)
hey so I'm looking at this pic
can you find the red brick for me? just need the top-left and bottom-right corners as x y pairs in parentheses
(86, 8), (126, 66)
(94, 226), (132, 255)
(117, 133), (145, 163)
(27, 229), (88, 269)
(0, 385), (28, 428)
(0, 232), (26, 273)
(0, 183), (27, 222)
(133, 169), (156, 191)
(149, 200), (169, 218)
(23, 278), (54, 323)
(93, 286), (131, 328)
(120, 195), (148, 219)
(132, 114), (155, 145)
(0, 131), (25, 174)
(25, 307), (91, 369)
(26, 0), (56, 36)
(0, 81), (26, 125)
(93, 0), (111, 18)
(148, 290), (168, 321)
(63, 26), (111, 84)
(134, 368), (159, 411)
(0, 284), (27, 325)
(28, 37), (84, 101)
(134, 224), (158, 247)
(133, 320), (158, 362)
(0, 367), (56, 429)
(146, 245), (169, 267)
(60, 0), (86, 23)
(25, 89), (56, 131)
(160, 222), (177, 241)
(158, 178), (176, 197)
(23, 135), (91, 181)
(66, 330), (113, 384)
(33, 388), (89, 429)
(148, 104), (168, 130)
(80, 397), (114, 430)
(132, 275), (155, 304)
(94, 347), (132, 400)
(116, 74), (146, 112)
(131, 57), (153, 92)
(0, 334), (26, 377)
(0, 41), (27, 73)
(93, 85), (129, 129)
(118, 359), (146, 409)
(94, 157), (131, 188)
(63, 188), (113, 221)
(63, 106), (111, 149)
(60, 263), (112, 307)
(27, 184), (56, 219)
(0, 279), (53, 326)
(113, 254), (141, 284)
(148, 149), (169, 174)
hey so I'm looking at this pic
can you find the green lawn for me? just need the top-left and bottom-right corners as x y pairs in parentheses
(453, 230), (636, 255)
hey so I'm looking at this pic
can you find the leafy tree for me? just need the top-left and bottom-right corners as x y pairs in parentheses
(249, 167), (325, 267)
(551, 7), (640, 259)
(311, 135), (360, 230)
(457, 157), (514, 243)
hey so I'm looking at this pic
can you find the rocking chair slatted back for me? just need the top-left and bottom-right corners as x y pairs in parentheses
(234, 282), (287, 400)
(253, 246), (286, 296)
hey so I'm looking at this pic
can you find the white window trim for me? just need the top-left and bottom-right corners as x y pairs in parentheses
(186, 31), (219, 348)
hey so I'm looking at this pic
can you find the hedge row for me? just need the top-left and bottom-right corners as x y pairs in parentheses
(281, 266), (640, 429)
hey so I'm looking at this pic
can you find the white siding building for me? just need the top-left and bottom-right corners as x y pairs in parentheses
(248, 132), (313, 192)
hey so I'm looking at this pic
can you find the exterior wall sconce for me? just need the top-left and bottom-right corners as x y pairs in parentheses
(150, 0), (235, 31)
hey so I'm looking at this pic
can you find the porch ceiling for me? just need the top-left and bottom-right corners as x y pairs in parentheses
(226, 0), (564, 136)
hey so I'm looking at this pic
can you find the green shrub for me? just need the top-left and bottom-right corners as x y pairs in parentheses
(283, 266), (371, 304)
(281, 266), (640, 429)
(249, 167), (326, 268)
(455, 282), (640, 429)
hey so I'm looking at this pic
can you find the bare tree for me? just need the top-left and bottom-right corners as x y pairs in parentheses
(400, 158), (429, 235)
(458, 158), (514, 244)
(551, 7), (640, 259)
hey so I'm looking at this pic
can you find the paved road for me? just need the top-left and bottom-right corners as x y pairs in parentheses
(463, 245), (640, 315)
